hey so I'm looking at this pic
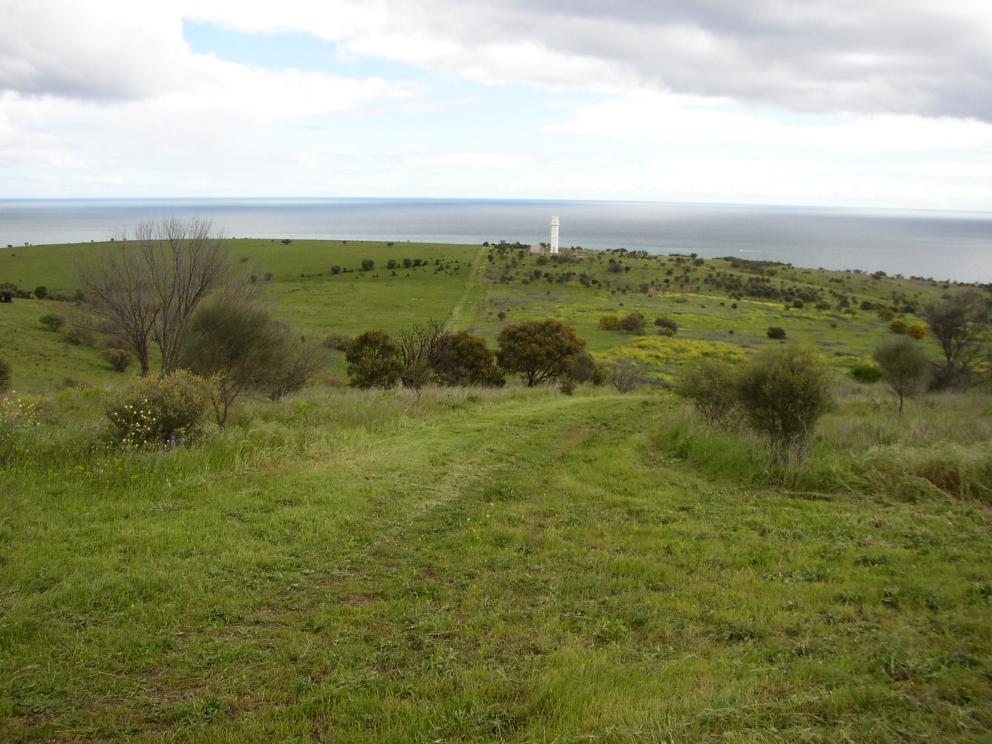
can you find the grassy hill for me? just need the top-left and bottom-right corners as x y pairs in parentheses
(0, 237), (960, 391)
(1, 239), (991, 741)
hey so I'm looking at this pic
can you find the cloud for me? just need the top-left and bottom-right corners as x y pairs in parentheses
(188, 0), (992, 120)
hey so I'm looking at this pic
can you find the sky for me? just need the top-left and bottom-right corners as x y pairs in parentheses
(1, 0), (991, 210)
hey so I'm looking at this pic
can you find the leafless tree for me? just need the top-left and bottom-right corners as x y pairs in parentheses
(76, 218), (229, 375)
(606, 357), (646, 393)
(397, 319), (447, 388)
(142, 218), (230, 372)
(77, 237), (159, 375)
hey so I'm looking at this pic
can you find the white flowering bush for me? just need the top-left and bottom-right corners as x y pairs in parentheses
(0, 391), (49, 463)
(105, 370), (212, 448)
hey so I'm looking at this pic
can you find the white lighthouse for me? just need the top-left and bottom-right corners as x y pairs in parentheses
(550, 215), (560, 255)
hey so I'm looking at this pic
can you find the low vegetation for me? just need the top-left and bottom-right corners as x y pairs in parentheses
(1, 231), (991, 740)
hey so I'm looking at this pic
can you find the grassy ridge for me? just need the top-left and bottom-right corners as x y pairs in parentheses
(1, 238), (960, 392)
(2, 387), (991, 741)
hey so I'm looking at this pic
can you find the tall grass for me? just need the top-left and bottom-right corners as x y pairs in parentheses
(654, 383), (992, 502)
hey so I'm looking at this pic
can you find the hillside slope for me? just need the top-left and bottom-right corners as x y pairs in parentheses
(2, 388), (991, 741)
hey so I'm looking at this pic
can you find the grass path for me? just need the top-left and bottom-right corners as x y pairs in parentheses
(2, 391), (992, 741)
(444, 243), (488, 332)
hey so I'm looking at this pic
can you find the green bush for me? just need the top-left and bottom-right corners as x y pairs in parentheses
(620, 312), (646, 334)
(63, 326), (95, 346)
(849, 363), (883, 383)
(889, 319), (908, 335)
(39, 313), (64, 332)
(766, 326), (786, 340)
(101, 348), (133, 372)
(431, 331), (504, 387)
(497, 319), (585, 387)
(569, 351), (604, 386)
(105, 370), (212, 448)
(322, 334), (353, 351)
(346, 330), (403, 389)
(598, 314), (621, 330)
(874, 336), (930, 414)
(0, 356), (10, 391)
(654, 317), (678, 335)
(736, 346), (834, 464)
(34, 285), (48, 299)
(361, 259), (375, 272)
(677, 358), (740, 425)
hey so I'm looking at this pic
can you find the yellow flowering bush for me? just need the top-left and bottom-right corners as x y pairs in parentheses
(105, 370), (212, 448)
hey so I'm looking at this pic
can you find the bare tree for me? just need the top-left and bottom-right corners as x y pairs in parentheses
(606, 357), (646, 393)
(142, 218), (230, 372)
(397, 319), (446, 388)
(76, 218), (229, 375)
(77, 238), (159, 375)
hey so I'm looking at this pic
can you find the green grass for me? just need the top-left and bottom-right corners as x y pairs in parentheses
(3, 387), (991, 741)
(2, 238), (991, 741)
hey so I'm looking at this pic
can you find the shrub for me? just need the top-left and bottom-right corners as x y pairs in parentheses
(569, 351), (604, 386)
(346, 330), (404, 389)
(431, 331), (504, 387)
(906, 323), (926, 340)
(606, 358), (645, 393)
(923, 290), (989, 390)
(321, 334), (353, 351)
(677, 358), (740, 425)
(599, 314), (621, 330)
(874, 336), (930, 415)
(620, 312), (646, 334)
(180, 288), (307, 425)
(101, 348), (133, 372)
(497, 319), (585, 387)
(889, 319), (908, 334)
(0, 356), (10, 391)
(766, 327), (786, 340)
(63, 326), (95, 346)
(849, 363), (883, 383)
(39, 313), (64, 332)
(105, 370), (212, 448)
(736, 346), (834, 465)
(361, 259), (375, 271)
(877, 308), (895, 321)
(330, 265), (341, 275)
(266, 339), (328, 401)
(654, 317), (678, 335)
(34, 286), (47, 299)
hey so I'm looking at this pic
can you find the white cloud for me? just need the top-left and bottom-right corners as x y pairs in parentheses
(1, 1), (991, 208)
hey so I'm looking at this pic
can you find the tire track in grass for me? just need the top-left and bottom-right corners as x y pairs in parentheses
(444, 243), (487, 332)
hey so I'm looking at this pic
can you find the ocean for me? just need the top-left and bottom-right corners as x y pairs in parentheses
(1, 198), (990, 282)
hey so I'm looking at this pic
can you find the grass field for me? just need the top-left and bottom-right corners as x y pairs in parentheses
(1, 239), (991, 741)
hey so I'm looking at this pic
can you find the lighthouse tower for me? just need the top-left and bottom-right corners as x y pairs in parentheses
(550, 216), (560, 255)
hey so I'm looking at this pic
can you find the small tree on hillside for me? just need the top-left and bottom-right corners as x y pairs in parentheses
(398, 319), (446, 387)
(874, 336), (930, 415)
(179, 285), (287, 426)
(266, 337), (329, 401)
(569, 351), (604, 386)
(496, 319), (585, 387)
(678, 358), (740, 426)
(78, 218), (229, 375)
(923, 290), (990, 390)
(346, 330), (404, 389)
(736, 345), (833, 467)
(431, 331), (504, 387)
(606, 357), (645, 393)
